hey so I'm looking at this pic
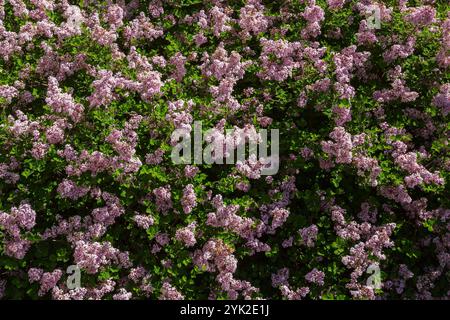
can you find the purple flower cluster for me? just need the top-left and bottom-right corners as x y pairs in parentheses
(0, 203), (36, 259)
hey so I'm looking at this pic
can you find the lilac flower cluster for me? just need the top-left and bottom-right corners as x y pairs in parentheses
(0, 203), (36, 259)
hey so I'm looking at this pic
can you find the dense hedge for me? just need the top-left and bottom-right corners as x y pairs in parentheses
(0, 0), (449, 300)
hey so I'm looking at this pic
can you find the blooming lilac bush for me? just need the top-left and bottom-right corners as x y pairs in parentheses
(0, 0), (449, 300)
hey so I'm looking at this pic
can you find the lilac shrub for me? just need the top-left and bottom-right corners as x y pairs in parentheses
(0, 0), (449, 300)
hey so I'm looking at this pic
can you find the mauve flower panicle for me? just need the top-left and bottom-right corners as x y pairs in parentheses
(11, 203), (36, 230)
(159, 282), (184, 300)
(238, 0), (268, 39)
(175, 222), (197, 247)
(405, 6), (436, 27)
(321, 126), (353, 164)
(184, 165), (199, 178)
(299, 224), (319, 247)
(153, 186), (173, 214)
(145, 149), (165, 165)
(106, 4), (124, 29)
(301, 3), (325, 38)
(28, 268), (43, 283)
(0, 203), (37, 259)
(113, 288), (132, 300)
(332, 105), (352, 126)
(181, 184), (197, 214)
(257, 38), (302, 81)
(0, 85), (19, 104)
(432, 83), (450, 116)
(436, 14), (450, 68)
(280, 285), (310, 300)
(148, 1), (164, 18)
(209, 6), (232, 37)
(124, 12), (163, 44)
(74, 240), (131, 274)
(169, 52), (187, 82)
(38, 269), (63, 296)
(271, 268), (289, 287)
(282, 237), (293, 248)
(327, 0), (345, 10)
(269, 207), (290, 231)
(57, 179), (90, 200)
(133, 214), (154, 229)
(46, 77), (84, 123)
(305, 268), (325, 286)
(333, 46), (370, 99)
